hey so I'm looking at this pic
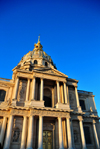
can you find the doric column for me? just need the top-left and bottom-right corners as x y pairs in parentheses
(0, 117), (7, 146)
(58, 117), (64, 149)
(40, 78), (43, 101)
(93, 120), (100, 149)
(75, 87), (82, 112)
(13, 77), (19, 99)
(79, 119), (87, 149)
(63, 82), (67, 104)
(3, 115), (14, 149)
(26, 79), (30, 101)
(38, 116), (43, 149)
(57, 81), (60, 103)
(75, 87), (80, 107)
(27, 116), (34, 149)
(61, 85), (64, 103)
(20, 116), (27, 149)
(66, 118), (73, 149)
(31, 77), (36, 100)
(92, 96), (97, 111)
(66, 86), (69, 104)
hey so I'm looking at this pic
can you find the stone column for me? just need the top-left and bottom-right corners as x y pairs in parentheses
(79, 119), (87, 149)
(66, 118), (73, 149)
(92, 96), (97, 111)
(31, 77), (36, 100)
(57, 81), (60, 103)
(0, 117), (7, 146)
(64, 82), (67, 104)
(13, 77), (19, 99)
(58, 117), (64, 149)
(20, 116), (27, 149)
(66, 86), (69, 104)
(75, 87), (81, 111)
(40, 78), (43, 101)
(93, 120), (100, 149)
(26, 79), (30, 101)
(38, 116), (43, 149)
(27, 116), (34, 149)
(4, 115), (14, 149)
(61, 85), (64, 103)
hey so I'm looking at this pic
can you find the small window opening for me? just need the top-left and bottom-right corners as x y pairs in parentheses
(45, 62), (48, 67)
(79, 100), (86, 110)
(34, 60), (37, 64)
(84, 126), (92, 144)
(0, 90), (6, 101)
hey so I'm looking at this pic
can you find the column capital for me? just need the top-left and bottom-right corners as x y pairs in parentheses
(93, 119), (96, 124)
(77, 116), (83, 121)
(63, 81), (67, 84)
(56, 80), (59, 84)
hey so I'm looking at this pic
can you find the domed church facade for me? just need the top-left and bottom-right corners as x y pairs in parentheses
(0, 37), (100, 149)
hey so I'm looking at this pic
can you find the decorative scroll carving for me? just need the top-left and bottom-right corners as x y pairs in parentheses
(31, 109), (70, 118)
(0, 110), (9, 116)
(12, 128), (20, 142)
(10, 109), (29, 116)
(83, 118), (93, 123)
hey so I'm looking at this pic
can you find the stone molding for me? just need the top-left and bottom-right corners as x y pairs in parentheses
(0, 108), (70, 118)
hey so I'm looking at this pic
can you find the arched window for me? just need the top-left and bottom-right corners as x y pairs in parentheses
(34, 60), (37, 64)
(43, 88), (52, 107)
(45, 62), (48, 67)
(0, 90), (6, 102)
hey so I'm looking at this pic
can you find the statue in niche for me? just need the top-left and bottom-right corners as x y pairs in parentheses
(18, 80), (27, 101)
(74, 130), (78, 143)
(69, 93), (73, 103)
(12, 128), (20, 142)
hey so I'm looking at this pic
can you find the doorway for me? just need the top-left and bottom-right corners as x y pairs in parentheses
(43, 131), (52, 149)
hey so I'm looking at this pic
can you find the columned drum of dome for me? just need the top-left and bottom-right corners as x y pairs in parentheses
(0, 37), (100, 149)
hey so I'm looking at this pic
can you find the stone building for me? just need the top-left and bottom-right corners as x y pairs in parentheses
(0, 37), (100, 149)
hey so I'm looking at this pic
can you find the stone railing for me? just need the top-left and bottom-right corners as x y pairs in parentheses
(78, 90), (93, 95)
(0, 77), (11, 82)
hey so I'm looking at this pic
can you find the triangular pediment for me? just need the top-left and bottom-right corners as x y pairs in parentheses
(33, 68), (68, 78)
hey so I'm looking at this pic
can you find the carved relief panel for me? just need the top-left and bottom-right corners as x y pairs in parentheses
(17, 79), (27, 106)
(72, 120), (82, 149)
(68, 86), (77, 109)
(11, 117), (23, 149)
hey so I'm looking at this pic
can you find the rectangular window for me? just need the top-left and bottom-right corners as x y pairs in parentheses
(79, 100), (86, 110)
(84, 126), (92, 144)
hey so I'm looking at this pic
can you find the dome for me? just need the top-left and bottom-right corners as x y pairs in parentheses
(16, 37), (56, 71)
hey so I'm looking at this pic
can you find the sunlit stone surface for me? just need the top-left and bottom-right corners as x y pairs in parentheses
(0, 37), (100, 149)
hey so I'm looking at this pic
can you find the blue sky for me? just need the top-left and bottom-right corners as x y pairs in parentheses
(0, 0), (100, 116)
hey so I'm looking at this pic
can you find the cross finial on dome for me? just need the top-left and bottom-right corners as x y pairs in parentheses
(38, 35), (40, 43)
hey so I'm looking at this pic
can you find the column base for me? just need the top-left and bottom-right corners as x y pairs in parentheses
(30, 100), (44, 107)
(24, 101), (30, 107)
(77, 106), (82, 112)
(55, 103), (70, 110)
(11, 99), (17, 106)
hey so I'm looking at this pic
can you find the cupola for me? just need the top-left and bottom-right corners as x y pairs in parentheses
(14, 37), (56, 71)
